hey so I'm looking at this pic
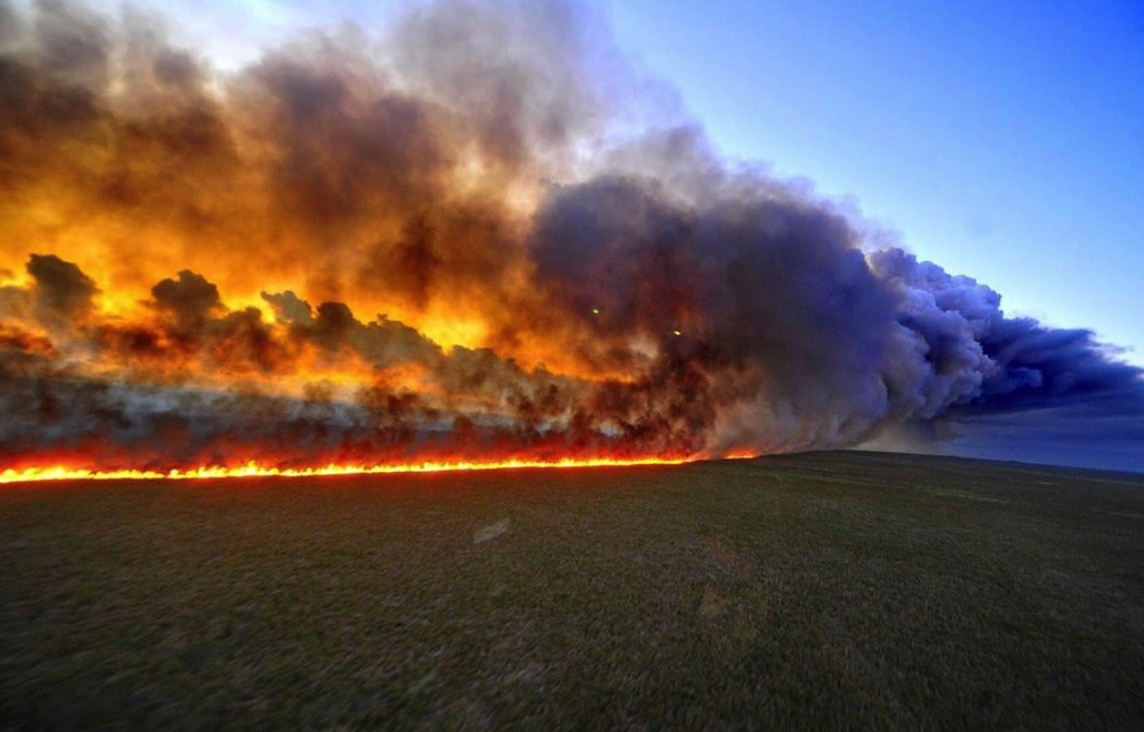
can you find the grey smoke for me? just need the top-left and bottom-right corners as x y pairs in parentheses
(0, 0), (1140, 472)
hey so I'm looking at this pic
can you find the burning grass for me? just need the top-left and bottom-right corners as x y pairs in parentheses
(0, 455), (697, 485)
(2, 451), (1143, 730)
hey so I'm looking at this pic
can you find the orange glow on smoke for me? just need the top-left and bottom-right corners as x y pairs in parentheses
(0, 2), (781, 479)
(0, 456), (696, 485)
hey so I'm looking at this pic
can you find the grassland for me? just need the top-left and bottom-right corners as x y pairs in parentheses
(1, 451), (1142, 730)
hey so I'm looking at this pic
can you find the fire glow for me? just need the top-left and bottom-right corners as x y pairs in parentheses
(0, 456), (701, 486)
(1, 0), (1141, 480)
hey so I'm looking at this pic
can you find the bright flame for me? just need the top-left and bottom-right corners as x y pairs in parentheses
(0, 456), (697, 485)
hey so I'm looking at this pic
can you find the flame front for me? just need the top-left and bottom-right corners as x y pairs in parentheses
(0, 456), (703, 486)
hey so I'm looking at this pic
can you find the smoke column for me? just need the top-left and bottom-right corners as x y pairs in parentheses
(1, 0), (1141, 474)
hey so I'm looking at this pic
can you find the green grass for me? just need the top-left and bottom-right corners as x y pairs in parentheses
(2, 451), (1143, 730)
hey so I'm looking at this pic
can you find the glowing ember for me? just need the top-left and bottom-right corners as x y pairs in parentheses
(0, 457), (696, 486)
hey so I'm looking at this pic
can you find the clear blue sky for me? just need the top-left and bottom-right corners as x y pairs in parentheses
(91, 0), (1144, 364)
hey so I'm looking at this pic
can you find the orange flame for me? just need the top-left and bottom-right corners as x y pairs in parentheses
(0, 456), (701, 485)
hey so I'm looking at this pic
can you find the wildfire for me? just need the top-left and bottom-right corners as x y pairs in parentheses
(0, 456), (702, 486)
(6, 0), (1121, 479)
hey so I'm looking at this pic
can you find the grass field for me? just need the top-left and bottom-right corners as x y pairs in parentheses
(2, 451), (1143, 730)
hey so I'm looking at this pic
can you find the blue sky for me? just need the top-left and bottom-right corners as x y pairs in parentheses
(90, 0), (1144, 364)
(601, 0), (1144, 365)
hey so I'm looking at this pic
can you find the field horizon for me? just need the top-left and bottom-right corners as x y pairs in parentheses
(3, 450), (1143, 730)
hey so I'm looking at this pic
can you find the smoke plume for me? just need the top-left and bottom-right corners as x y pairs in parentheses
(1, 0), (1141, 473)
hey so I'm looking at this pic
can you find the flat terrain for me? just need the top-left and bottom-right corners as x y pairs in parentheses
(2, 452), (1143, 731)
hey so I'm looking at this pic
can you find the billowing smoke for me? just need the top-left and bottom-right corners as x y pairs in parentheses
(1, 0), (1141, 473)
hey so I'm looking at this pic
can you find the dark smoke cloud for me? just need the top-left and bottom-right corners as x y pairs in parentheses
(0, 0), (1140, 473)
(151, 270), (224, 327)
(27, 253), (98, 327)
(865, 251), (1144, 471)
